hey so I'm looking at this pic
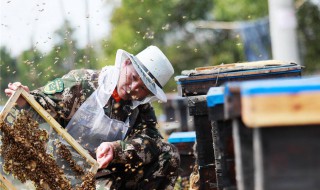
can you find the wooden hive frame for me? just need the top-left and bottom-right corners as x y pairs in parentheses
(0, 87), (99, 189)
(0, 173), (16, 190)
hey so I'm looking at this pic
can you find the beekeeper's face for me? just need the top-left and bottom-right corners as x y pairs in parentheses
(117, 59), (151, 101)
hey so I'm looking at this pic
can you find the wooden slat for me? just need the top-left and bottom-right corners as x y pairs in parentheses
(0, 88), (21, 121)
(242, 92), (320, 127)
(224, 84), (241, 120)
(253, 126), (320, 190)
(187, 95), (208, 116)
(195, 60), (289, 72)
(20, 90), (99, 172)
(0, 87), (99, 188)
(181, 65), (301, 81)
(194, 115), (217, 190)
(0, 174), (17, 190)
(177, 66), (302, 97)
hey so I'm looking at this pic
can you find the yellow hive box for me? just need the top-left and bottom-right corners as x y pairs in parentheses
(241, 77), (320, 127)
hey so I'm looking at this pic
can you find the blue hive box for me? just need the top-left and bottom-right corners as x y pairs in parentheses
(168, 131), (196, 143)
(168, 131), (196, 177)
(207, 87), (225, 120)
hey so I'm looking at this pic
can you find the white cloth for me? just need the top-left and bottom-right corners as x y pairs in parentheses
(65, 63), (158, 154)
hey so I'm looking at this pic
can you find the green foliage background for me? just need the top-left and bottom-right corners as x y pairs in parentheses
(1, 0), (320, 104)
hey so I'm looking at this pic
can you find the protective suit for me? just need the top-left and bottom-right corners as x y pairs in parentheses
(29, 46), (180, 189)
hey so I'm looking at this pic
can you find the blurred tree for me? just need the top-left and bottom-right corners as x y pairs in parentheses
(0, 47), (18, 103)
(103, 0), (174, 67)
(296, 0), (320, 73)
(103, 0), (214, 92)
(102, 0), (270, 92)
(40, 20), (98, 76)
(16, 20), (99, 90)
(213, 0), (269, 21)
(16, 47), (42, 89)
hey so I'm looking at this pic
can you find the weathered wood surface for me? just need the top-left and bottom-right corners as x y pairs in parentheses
(187, 95), (208, 116)
(224, 83), (241, 119)
(0, 173), (17, 190)
(193, 60), (294, 73)
(194, 114), (217, 190)
(232, 119), (254, 190)
(230, 76), (320, 190)
(211, 120), (236, 190)
(177, 64), (302, 97)
(253, 125), (320, 190)
(240, 76), (320, 127)
(242, 92), (320, 127)
(188, 96), (218, 190)
(181, 62), (305, 190)
(207, 87), (236, 190)
(207, 87), (225, 121)
(208, 104), (225, 121)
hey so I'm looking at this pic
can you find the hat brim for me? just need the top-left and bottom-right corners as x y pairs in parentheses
(116, 49), (167, 102)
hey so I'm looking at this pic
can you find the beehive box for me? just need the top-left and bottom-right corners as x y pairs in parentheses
(241, 77), (320, 127)
(0, 88), (99, 190)
(168, 131), (196, 177)
(207, 87), (236, 189)
(240, 76), (320, 190)
(176, 60), (302, 97)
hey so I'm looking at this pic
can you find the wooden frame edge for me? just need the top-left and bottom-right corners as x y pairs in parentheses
(1, 88), (99, 173)
(0, 173), (17, 190)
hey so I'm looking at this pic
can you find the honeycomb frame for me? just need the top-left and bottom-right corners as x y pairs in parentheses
(0, 87), (99, 189)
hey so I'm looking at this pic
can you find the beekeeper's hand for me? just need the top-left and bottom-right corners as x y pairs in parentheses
(5, 82), (29, 107)
(96, 142), (114, 169)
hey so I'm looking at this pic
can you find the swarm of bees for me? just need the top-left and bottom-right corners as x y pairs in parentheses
(0, 110), (95, 190)
(56, 141), (85, 176)
(75, 172), (95, 190)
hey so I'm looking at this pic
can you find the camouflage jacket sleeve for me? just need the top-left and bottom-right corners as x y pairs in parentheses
(30, 69), (99, 127)
(112, 103), (162, 165)
(110, 103), (180, 189)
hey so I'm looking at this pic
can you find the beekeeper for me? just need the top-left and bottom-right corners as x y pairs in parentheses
(5, 45), (180, 190)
